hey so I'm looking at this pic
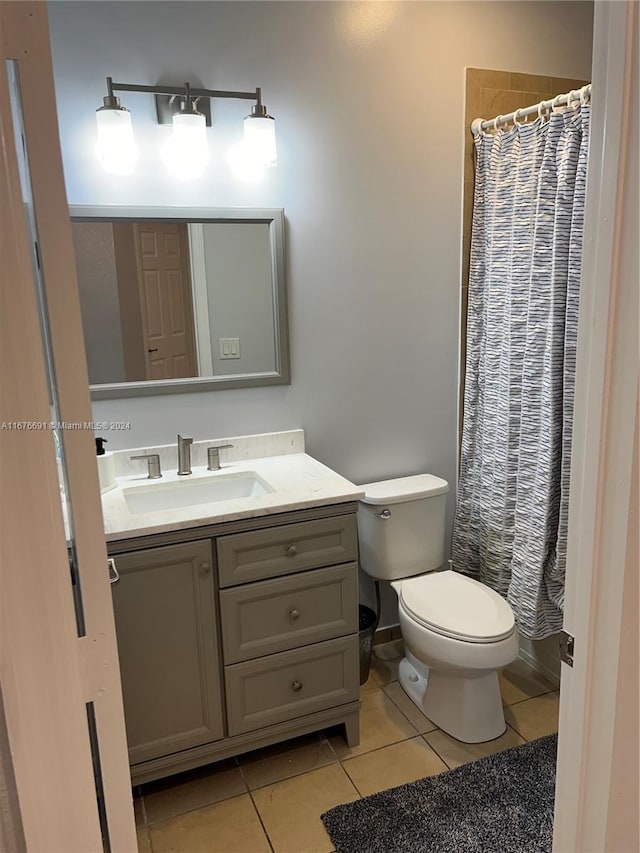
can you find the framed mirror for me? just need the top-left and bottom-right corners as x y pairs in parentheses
(70, 206), (289, 399)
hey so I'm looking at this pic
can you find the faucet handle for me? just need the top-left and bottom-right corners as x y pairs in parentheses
(207, 444), (234, 471)
(130, 453), (162, 479)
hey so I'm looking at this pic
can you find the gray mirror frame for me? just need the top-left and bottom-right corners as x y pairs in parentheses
(69, 205), (290, 399)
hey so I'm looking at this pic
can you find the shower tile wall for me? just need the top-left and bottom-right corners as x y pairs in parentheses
(459, 69), (589, 432)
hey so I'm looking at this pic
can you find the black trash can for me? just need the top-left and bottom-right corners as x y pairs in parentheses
(358, 604), (377, 685)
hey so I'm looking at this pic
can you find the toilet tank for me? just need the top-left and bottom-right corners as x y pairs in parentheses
(357, 474), (449, 581)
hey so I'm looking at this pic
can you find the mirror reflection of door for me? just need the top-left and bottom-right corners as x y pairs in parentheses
(133, 222), (197, 380)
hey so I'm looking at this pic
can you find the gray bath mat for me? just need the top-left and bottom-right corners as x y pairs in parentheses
(321, 733), (557, 853)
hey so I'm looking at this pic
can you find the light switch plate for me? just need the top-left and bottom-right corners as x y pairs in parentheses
(219, 337), (241, 359)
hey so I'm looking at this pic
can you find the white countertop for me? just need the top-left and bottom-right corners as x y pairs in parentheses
(101, 438), (364, 542)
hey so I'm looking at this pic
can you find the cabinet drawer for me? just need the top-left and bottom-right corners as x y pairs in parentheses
(220, 563), (358, 664)
(216, 516), (357, 587)
(225, 636), (359, 736)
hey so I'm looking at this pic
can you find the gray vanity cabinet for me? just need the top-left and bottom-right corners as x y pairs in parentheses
(110, 540), (224, 765)
(108, 504), (361, 785)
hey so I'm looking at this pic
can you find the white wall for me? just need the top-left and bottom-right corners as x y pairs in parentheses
(48, 0), (593, 625)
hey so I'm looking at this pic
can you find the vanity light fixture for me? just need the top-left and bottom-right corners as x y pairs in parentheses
(161, 83), (210, 180)
(95, 81), (137, 175)
(95, 76), (277, 178)
(244, 96), (277, 168)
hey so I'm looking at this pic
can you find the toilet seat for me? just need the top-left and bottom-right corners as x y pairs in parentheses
(399, 570), (515, 643)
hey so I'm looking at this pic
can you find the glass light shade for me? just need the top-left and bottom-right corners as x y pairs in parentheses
(161, 111), (209, 180)
(243, 115), (277, 168)
(95, 107), (137, 175)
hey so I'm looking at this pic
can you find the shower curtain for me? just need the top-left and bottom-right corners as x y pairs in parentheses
(452, 102), (590, 639)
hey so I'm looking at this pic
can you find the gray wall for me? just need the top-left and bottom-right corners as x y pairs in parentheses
(71, 222), (126, 384)
(202, 223), (276, 376)
(49, 1), (593, 625)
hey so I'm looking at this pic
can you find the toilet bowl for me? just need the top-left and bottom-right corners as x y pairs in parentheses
(393, 571), (518, 742)
(357, 474), (518, 744)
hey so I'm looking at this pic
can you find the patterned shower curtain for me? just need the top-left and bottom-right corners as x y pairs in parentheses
(452, 102), (590, 640)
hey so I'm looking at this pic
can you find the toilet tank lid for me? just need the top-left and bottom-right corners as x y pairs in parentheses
(359, 474), (449, 505)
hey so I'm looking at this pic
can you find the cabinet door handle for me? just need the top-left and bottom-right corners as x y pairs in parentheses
(291, 680), (303, 693)
(286, 544), (298, 557)
(108, 558), (119, 585)
(199, 562), (211, 575)
(288, 608), (300, 621)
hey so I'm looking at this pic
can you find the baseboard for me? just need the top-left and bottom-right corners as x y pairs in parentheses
(518, 633), (561, 688)
(373, 625), (402, 645)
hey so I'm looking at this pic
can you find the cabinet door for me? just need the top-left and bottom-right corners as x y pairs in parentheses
(111, 540), (224, 766)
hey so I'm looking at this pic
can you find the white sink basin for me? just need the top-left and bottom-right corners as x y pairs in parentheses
(123, 471), (274, 515)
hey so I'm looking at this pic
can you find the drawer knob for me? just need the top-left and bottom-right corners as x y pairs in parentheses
(289, 608), (301, 621)
(286, 544), (298, 557)
(291, 680), (303, 693)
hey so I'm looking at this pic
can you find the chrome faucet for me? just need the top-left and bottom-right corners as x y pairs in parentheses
(177, 434), (193, 475)
(130, 453), (162, 479)
(207, 443), (234, 471)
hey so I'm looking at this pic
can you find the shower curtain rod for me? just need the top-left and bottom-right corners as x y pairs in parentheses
(470, 84), (591, 134)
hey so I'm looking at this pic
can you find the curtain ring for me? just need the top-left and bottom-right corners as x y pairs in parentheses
(493, 114), (501, 132)
(538, 100), (546, 121)
(580, 85), (589, 106)
(513, 108), (522, 126)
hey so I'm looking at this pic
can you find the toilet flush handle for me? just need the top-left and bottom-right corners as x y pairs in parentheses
(377, 508), (392, 519)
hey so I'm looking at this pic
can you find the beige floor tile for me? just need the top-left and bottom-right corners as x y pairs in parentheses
(342, 736), (447, 797)
(360, 671), (382, 693)
(149, 793), (270, 853)
(136, 826), (151, 852)
(382, 680), (438, 734)
(143, 758), (247, 824)
(499, 658), (557, 707)
(328, 688), (418, 759)
(239, 732), (337, 790)
(253, 763), (359, 853)
(425, 724), (525, 769)
(504, 691), (560, 741)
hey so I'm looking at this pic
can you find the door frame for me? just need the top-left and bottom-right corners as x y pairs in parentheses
(0, 2), (136, 849)
(553, 1), (638, 850)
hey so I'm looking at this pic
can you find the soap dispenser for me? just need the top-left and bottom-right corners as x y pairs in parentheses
(95, 436), (117, 493)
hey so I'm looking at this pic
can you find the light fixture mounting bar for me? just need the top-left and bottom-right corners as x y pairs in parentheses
(108, 80), (260, 102)
(105, 78), (264, 128)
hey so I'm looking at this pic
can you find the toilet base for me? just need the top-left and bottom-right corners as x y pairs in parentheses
(398, 650), (507, 743)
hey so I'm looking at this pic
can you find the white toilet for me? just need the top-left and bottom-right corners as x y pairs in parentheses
(357, 474), (519, 743)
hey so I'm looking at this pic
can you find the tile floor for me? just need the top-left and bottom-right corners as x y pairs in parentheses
(135, 641), (559, 853)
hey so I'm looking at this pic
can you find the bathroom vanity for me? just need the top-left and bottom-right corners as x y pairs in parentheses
(101, 431), (363, 785)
